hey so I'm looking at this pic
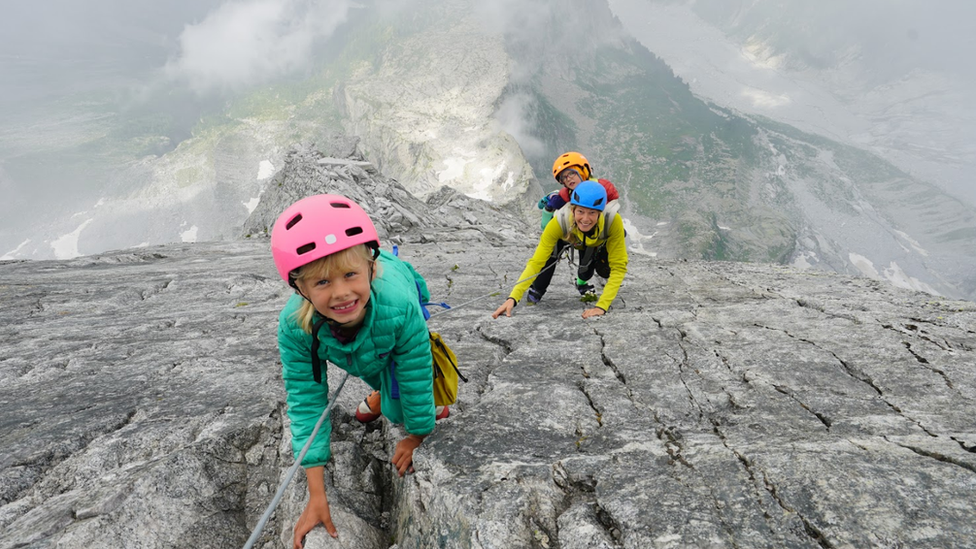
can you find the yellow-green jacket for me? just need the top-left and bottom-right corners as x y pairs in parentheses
(509, 206), (628, 311)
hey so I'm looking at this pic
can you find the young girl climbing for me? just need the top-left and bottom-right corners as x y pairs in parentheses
(271, 194), (444, 546)
(493, 180), (629, 320)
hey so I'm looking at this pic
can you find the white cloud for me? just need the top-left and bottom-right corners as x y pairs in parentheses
(164, 0), (352, 94)
(495, 93), (546, 158)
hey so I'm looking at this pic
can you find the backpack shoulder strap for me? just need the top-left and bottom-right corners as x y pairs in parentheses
(554, 204), (573, 235)
(599, 200), (621, 241)
(310, 316), (329, 384)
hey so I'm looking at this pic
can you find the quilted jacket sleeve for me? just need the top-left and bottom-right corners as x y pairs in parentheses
(278, 301), (333, 468)
(390, 303), (436, 436)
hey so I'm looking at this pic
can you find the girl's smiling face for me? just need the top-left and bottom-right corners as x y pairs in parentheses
(297, 252), (374, 327)
(573, 205), (601, 233)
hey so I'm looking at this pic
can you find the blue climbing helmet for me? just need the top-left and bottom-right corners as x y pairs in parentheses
(570, 180), (607, 211)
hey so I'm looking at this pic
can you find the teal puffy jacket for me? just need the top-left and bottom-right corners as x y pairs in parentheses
(277, 250), (435, 468)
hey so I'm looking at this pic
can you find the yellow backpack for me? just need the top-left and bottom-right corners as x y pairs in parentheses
(430, 331), (467, 406)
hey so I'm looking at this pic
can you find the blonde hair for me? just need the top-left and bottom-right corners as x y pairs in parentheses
(561, 205), (583, 245)
(291, 245), (379, 333)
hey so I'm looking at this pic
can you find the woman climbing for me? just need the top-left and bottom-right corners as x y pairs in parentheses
(531, 151), (621, 303)
(493, 180), (628, 320)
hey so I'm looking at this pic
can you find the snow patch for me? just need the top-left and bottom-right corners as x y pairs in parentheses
(466, 162), (508, 201)
(500, 170), (515, 191)
(892, 229), (929, 257)
(883, 261), (940, 296)
(848, 252), (879, 278)
(257, 160), (275, 180)
(2, 239), (31, 260)
(792, 251), (817, 270)
(181, 225), (199, 243)
(438, 156), (472, 183)
(623, 218), (658, 258)
(51, 219), (93, 259)
(849, 253), (940, 295)
(243, 195), (261, 214)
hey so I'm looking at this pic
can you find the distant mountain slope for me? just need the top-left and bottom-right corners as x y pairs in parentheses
(609, 0), (976, 206)
(3, 0), (974, 302)
(489, 0), (976, 299)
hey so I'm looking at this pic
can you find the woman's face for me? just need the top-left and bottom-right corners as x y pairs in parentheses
(558, 168), (583, 190)
(573, 206), (600, 233)
(297, 255), (373, 327)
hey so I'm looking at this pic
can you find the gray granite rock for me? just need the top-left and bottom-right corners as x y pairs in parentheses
(2, 153), (976, 548)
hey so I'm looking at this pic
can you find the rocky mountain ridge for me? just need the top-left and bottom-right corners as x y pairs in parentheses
(2, 148), (975, 548)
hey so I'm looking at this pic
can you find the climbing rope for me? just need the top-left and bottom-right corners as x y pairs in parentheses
(428, 250), (569, 318)
(242, 371), (350, 549)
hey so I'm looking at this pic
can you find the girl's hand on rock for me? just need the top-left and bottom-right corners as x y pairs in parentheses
(392, 434), (425, 476)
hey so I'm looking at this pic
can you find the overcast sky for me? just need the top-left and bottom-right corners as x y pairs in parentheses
(6, 0), (971, 129)
(3, 0), (973, 104)
(621, 0), (976, 82)
(0, 0), (363, 107)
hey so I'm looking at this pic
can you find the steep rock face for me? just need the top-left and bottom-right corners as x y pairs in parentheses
(336, 3), (541, 217)
(2, 152), (976, 549)
(240, 143), (530, 247)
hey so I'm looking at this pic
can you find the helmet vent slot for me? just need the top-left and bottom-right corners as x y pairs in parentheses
(285, 214), (303, 230)
(296, 242), (316, 255)
(345, 226), (364, 237)
(330, 202), (351, 209)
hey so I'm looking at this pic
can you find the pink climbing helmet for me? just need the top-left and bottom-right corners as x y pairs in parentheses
(270, 194), (380, 286)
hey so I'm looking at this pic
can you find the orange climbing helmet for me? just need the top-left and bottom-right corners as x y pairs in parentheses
(551, 152), (591, 182)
